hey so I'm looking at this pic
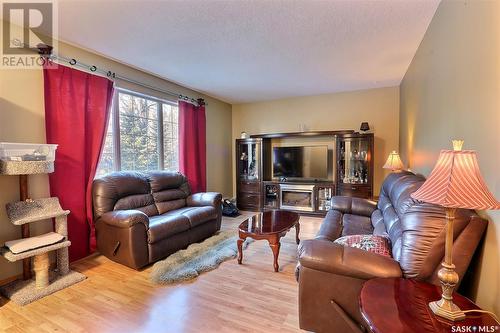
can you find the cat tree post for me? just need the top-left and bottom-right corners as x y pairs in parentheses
(55, 215), (70, 275)
(19, 174), (31, 280)
(33, 252), (50, 289)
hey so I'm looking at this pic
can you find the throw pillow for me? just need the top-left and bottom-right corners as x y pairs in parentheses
(334, 234), (392, 257)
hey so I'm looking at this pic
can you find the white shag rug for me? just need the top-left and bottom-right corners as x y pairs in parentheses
(151, 230), (252, 284)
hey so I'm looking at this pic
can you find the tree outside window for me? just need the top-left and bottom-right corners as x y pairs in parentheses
(96, 90), (179, 177)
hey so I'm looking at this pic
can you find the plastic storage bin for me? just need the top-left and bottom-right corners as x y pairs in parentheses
(0, 143), (58, 162)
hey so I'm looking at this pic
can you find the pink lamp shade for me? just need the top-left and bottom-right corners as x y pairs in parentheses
(383, 151), (404, 171)
(411, 149), (500, 210)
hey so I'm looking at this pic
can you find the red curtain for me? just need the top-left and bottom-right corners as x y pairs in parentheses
(44, 65), (114, 261)
(179, 100), (206, 193)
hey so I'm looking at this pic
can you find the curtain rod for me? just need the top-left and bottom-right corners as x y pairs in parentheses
(37, 44), (205, 106)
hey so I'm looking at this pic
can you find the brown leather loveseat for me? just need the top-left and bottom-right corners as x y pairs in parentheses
(92, 171), (222, 269)
(297, 171), (487, 333)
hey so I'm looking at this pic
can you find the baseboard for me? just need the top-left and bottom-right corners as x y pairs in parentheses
(0, 251), (102, 288)
(0, 274), (20, 287)
(0, 262), (57, 287)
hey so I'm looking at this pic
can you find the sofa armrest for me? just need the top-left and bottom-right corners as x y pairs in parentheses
(330, 196), (377, 217)
(187, 192), (222, 208)
(298, 239), (402, 280)
(97, 210), (149, 229)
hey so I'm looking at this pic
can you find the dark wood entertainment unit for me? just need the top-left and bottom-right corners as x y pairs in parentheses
(236, 130), (374, 216)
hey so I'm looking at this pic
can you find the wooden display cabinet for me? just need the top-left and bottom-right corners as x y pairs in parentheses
(235, 138), (271, 211)
(336, 133), (374, 199)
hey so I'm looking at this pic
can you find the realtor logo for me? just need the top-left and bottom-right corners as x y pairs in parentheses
(1, 0), (57, 68)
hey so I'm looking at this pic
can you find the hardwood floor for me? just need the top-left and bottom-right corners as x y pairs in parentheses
(0, 212), (322, 333)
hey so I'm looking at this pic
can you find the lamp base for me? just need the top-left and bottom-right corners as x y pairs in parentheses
(429, 298), (466, 321)
(429, 207), (466, 322)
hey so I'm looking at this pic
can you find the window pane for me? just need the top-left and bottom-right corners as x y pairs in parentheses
(119, 93), (159, 171)
(95, 112), (115, 177)
(163, 103), (179, 172)
(95, 91), (179, 177)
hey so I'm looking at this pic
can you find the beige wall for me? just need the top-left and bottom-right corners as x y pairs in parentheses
(0, 36), (232, 281)
(399, 0), (500, 314)
(232, 86), (400, 196)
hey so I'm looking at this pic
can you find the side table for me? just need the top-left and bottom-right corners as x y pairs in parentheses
(360, 278), (499, 333)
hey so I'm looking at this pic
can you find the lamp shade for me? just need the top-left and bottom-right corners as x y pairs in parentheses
(411, 150), (500, 210)
(383, 151), (404, 171)
(360, 122), (370, 131)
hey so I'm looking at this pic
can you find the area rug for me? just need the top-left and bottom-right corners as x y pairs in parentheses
(151, 230), (252, 284)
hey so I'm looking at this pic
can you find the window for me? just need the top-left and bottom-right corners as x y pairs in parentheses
(96, 89), (179, 177)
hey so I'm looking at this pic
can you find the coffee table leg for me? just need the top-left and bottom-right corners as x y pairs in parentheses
(295, 222), (300, 244)
(237, 238), (245, 264)
(269, 238), (281, 272)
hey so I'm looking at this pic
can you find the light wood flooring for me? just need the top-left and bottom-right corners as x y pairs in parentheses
(0, 212), (322, 333)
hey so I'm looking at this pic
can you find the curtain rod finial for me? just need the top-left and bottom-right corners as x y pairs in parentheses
(197, 98), (206, 106)
(37, 43), (53, 56)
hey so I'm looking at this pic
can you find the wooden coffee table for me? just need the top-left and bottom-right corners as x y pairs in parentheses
(237, 210), (300, 272)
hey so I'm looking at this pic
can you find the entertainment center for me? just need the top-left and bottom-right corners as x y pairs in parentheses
(236, 130), (374, 216)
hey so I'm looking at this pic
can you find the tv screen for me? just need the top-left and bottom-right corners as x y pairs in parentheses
(273, 146), (328, 180)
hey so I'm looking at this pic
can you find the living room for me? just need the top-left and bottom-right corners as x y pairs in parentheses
(0, 1), (499, 332)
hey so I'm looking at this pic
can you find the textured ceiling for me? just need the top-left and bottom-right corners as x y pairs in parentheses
(56, 0), (440, 103)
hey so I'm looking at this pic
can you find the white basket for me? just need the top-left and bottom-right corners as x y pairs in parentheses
(0, 142), (58, 162)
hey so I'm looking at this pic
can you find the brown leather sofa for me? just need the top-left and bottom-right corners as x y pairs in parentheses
(297, 171), (487, 333)
(92, 171), (222, 269)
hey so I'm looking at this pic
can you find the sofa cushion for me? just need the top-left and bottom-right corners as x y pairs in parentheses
(148, 171), (189, 192)
(398, 204), (472, 279)
(371, 209), (388, 237)
(334, 235), (392, 257)
(377, 171), (425, 256)
(147, 171), (191, 214)
(93, 171), (159, 218)
(315, 210), (342, 241)
(341, 214), (373, 236)
(155, 197), (187, 215)
(168, 206), (217, 228)
(114, 193), (158, 217)
(147, 214), (190, 243)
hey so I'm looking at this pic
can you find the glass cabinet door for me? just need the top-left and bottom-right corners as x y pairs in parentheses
(317, 186), (334, 211)
(238, 141), (260, 180)
(338, 138), (370, 184)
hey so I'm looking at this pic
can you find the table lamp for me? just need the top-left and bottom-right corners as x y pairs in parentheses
(410, 140), (500, 321)
(383, 151), (404, 171)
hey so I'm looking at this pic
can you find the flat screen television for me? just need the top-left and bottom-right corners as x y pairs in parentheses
(273, 145), (329, 181)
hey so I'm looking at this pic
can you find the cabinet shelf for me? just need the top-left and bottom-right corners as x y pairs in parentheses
(339, 158), (368, 162)
(6, 197), (70, 226)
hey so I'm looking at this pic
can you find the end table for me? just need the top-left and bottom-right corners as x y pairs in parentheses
(360, 278), (499, 333)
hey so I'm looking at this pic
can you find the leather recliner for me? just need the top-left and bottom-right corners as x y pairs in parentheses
(92, 171), (222, 269)
(297, 171), (487, 333)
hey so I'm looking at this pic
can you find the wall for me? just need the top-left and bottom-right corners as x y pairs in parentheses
(399, 0), (500, 314)
(232, 86), (400, 196)
(0, 34), (232, 282)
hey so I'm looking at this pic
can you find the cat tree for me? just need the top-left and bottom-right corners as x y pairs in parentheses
(0, 148), (85, 305)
